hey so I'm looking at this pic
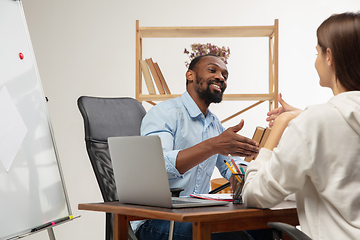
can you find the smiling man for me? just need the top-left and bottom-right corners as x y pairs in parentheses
(188, 54), (228, 105)
(135, 54), (260, 240)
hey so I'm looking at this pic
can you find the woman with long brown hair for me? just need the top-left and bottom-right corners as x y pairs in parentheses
(243, 12), (360, 239)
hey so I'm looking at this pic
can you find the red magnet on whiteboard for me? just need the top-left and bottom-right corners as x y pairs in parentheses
(19, 52), (24, 60)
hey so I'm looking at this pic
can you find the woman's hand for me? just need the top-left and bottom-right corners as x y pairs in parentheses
(266, 93), (302, 127)
(264, 109), (302, 150)
(274, 110), (302, 127)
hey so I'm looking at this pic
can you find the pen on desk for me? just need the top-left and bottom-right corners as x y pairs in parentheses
(223, 159), (236, 174)
(239, 166), (245, 175)
(228, 154), (241, 174)
(223, 160), (242, 182)
(230, 161), (238, 173)
(234, 181), (242, 199)
(234, 173), (246, 200)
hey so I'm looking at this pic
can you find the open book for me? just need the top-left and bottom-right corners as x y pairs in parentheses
(190, 193), (233, 201)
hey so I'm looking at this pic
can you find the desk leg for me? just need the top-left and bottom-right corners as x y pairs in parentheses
(193, 222), (211, 240)
(113, 214), (129, 240)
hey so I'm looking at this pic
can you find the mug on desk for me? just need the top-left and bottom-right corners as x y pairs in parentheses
(231, 173), (245, 204)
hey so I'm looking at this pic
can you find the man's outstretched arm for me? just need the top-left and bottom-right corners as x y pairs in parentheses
(176, 120), (259, 174)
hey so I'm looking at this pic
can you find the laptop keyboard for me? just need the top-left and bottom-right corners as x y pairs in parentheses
(172, 199), (198, 204)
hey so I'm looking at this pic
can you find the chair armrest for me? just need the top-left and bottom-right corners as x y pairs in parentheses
(267, 222), (312, 240)
(170, 188), (184, 197)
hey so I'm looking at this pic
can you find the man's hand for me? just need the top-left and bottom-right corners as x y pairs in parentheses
(213, 119), (259, 158)
(176, 120), (258, 174)
(266, 93), (302, 127)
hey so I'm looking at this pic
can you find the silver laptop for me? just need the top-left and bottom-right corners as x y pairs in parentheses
(108, 135), (228, 208)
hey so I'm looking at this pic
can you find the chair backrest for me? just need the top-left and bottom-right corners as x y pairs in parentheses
(77, 96), (146, 202)
(78, 96), (145, 240)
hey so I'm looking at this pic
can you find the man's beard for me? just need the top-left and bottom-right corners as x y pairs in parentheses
(196, 76), (225, 104)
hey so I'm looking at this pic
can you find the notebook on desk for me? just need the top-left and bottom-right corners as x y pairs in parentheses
(108, 135), (228, 208)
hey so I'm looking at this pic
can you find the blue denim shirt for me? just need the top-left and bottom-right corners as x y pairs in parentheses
(141, 91), (248, 196)
(131, 91), (248, 232)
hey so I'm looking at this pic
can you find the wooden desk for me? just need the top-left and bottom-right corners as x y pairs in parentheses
(78, 200), (298, 240)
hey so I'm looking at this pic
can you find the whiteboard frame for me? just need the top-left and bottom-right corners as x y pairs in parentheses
(0, 0), (73, 239)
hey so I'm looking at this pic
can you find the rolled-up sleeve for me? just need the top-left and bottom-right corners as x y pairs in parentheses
(141, 104), (183, 179)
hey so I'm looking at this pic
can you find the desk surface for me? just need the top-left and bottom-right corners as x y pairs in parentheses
(79, 200), (298, 232)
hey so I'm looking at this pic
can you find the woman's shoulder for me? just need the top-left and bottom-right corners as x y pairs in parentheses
(304, 102), (336, 115)
(293, 102), (339, 127)
(298, 92), (360, 122)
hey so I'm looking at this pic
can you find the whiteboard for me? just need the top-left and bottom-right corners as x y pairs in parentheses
(0, 0), (72, 239)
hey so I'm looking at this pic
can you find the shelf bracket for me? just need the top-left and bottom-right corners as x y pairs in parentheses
(221, 100), (265, 124)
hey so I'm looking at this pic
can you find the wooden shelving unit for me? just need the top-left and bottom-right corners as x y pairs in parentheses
(135, 20), (279, 123)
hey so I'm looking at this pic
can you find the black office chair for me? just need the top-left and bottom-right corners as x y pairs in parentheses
(268, 222), (311, 240)
(78, 96), (146, 240)
(78, 95), (230, 240)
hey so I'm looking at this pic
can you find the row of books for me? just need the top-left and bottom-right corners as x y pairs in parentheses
(244, 126), (271, 162)
(140, 58), (171, 95)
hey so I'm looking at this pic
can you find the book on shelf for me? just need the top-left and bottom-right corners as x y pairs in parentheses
(190, 193), (233, 202)
(244, 126), (271, 162)
(145, 58), (166, 94)
(153, 62), (171, 94)
(140, 60), (156, 95)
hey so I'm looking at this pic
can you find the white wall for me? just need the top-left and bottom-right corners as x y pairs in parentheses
(20, 0), (359, 239)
